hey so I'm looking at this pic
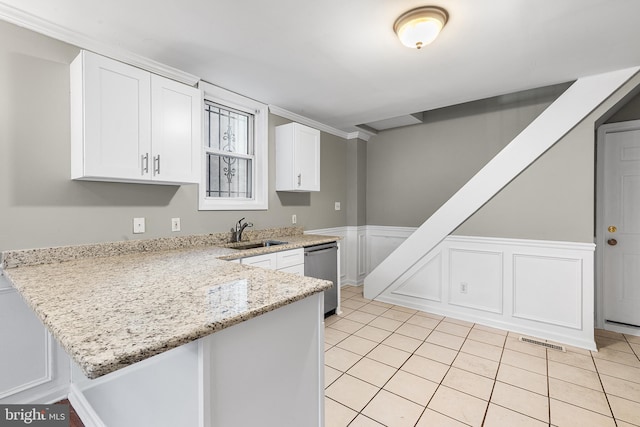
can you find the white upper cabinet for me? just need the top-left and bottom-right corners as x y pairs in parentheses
(275, 123), (320, 192)
(71, 50), (201, 185)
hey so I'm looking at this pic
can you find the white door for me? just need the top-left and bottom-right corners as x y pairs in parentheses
(150, 75), (201, 183)
(603, 125), (640, 327)
(83, 51), (152, 180)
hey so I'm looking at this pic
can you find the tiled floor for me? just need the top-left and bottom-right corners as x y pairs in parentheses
(325, 285), (640, 427)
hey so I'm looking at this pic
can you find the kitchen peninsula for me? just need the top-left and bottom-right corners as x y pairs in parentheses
(1, 227), (338, 427)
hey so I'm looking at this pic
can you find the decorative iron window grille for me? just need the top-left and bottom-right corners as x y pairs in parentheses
(204, 101), (254, 199)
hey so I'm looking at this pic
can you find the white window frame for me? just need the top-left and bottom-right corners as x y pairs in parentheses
(199, 82), (268, 210)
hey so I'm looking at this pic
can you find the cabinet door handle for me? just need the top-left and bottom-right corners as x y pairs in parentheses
(154, 155), (161, 175)
(141, 153), (149, 175)
(297, 173), (301, 187)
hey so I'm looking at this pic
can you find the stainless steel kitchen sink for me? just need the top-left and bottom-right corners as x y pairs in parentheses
(227, 240), (288, 250)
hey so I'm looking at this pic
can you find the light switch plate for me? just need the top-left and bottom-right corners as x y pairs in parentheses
(133, 217), (145, 234)
(171, 218), (181, 232)
(335, 202), (341, 211)
(291, 214), (297, 224)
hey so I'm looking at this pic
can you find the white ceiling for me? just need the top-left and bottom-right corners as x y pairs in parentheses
(2, 0), (640, 133)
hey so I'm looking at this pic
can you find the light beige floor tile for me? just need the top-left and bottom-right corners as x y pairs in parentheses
(548, 360), (603, 391)
(595, 328), (626, 341)
(325, 374), (379, 412)
(362, 389), (424, 427)
(380, 308), (413, 322)
(415, 341), (458, 365)
(600, 374), (640, 402)
(366, 344), (411, 368)
(406, 314), (441, 329)
(368, 300), (394, 308)
(592, 347), (640, 367)
(427, 385), (488, 427)
(443, 317), (475, 327)
(484, 403), (547, 427)
(416, 409), (469, 427)
(596, 336), (635, 353)
(348, 414), (385, 427)
(325, 342), (333, 351)
(562, 343), (592, 356)
(401, 354), (450, 383)
(368, 316), (403, 332)
(490, 382), (549, 423)
(426, 330), (465, 350)
(550, 398), (616, 427)
(608, 395), (640, 426)
(325, 314), (340, 326)
(625, 334), (640, 345)
(347, 357), (397, 387)
(467, 328), (507, 347)
(383, 369), (438, 405)
(325, 397), (357, 427)
(497, 364), (548, 395)
(382, 333), (422, 353)
(501, 348), (547, 375)
(353, 325), (392, 343)
(435, 321), (472, 338)
(340, 299), (367, 310)
(547, 348), (596, 371)
(452, 352), (499, 379)
(392, 305), (418, 314)
(329, 318), (365, 334)
(594, 358), (640, 384)
(549, 377), (611, 415)
(325, 346), (362, 372)
(442, 367), (495, 400)
(415, 310), (445, 320)
(349, 295), (372, 304)
(325, 365), (342, 388)
(504, 336), (547, 358)
(631, 342), (640, 358)
(461, 338), (503, 362)
(336, 335), (378, 356)
(395, 322), (432, 340)
(344, 310), (378, 325)
(616, 420), (640, 427)
(358, 303), (390, 316)
(325, 327), (350, 345)
(473, 323), (508, 336)
(339, 307), (355, 317)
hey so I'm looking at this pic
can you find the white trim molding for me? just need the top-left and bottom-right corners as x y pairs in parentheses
(269, 106), (373, 141)
(0, 3), (199, 86)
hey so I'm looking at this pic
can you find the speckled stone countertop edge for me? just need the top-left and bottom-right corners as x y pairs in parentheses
(0, 226), (328, 269)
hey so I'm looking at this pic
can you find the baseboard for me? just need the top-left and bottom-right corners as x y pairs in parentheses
(68, 384), (106, 427)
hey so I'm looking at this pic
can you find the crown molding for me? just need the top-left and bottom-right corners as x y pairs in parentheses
(268, 105), (372, 141)
(0, 2), (200, 86)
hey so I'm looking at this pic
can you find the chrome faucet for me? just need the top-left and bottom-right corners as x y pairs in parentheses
(231, 217), (253, 242)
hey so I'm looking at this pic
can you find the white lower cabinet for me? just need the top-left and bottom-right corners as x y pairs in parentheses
(240, 248), (304, 275)
(0, 276), (70, 404)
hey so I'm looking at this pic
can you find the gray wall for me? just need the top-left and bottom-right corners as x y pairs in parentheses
(0, 21), (348, 251)
(606, 90), (640, 123)
(366, 86), (566, 227)
(346, 139), (367, 226)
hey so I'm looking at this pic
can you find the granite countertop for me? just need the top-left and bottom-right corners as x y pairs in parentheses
(1, 229), (338, 379)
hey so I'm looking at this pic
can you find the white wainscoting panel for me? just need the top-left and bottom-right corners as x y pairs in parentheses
(366, 226), (416, 274)
(392, 252), (442, 302)
(448, 249), (503, 314)
(513, 255), (583, 329)
(0, 275), (71, 403)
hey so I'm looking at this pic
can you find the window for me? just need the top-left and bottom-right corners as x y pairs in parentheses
(199, 82), (268, 210)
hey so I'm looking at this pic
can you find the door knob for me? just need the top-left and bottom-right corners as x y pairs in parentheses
(607, 238), (618, 246)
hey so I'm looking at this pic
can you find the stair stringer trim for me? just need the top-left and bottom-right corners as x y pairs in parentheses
(364, 66), (640, 300)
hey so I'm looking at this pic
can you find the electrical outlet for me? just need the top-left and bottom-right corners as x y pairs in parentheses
(171, 217), (181, 232)
(460, 282), (468, 294)
(335, 202), (341, 211)
(292, 214), (297, 224)
(133, 217), (145, 234)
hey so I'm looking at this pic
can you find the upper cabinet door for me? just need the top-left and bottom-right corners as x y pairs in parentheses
(75, 51), (152, 180)
(275, 123), (320, 192)
(150, 75), (201, 184)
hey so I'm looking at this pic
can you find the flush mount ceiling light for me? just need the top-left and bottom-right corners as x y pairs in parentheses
(394, 6), (448, 49)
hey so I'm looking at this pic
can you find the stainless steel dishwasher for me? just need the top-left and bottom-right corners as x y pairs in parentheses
(304, 242), (338, 316)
